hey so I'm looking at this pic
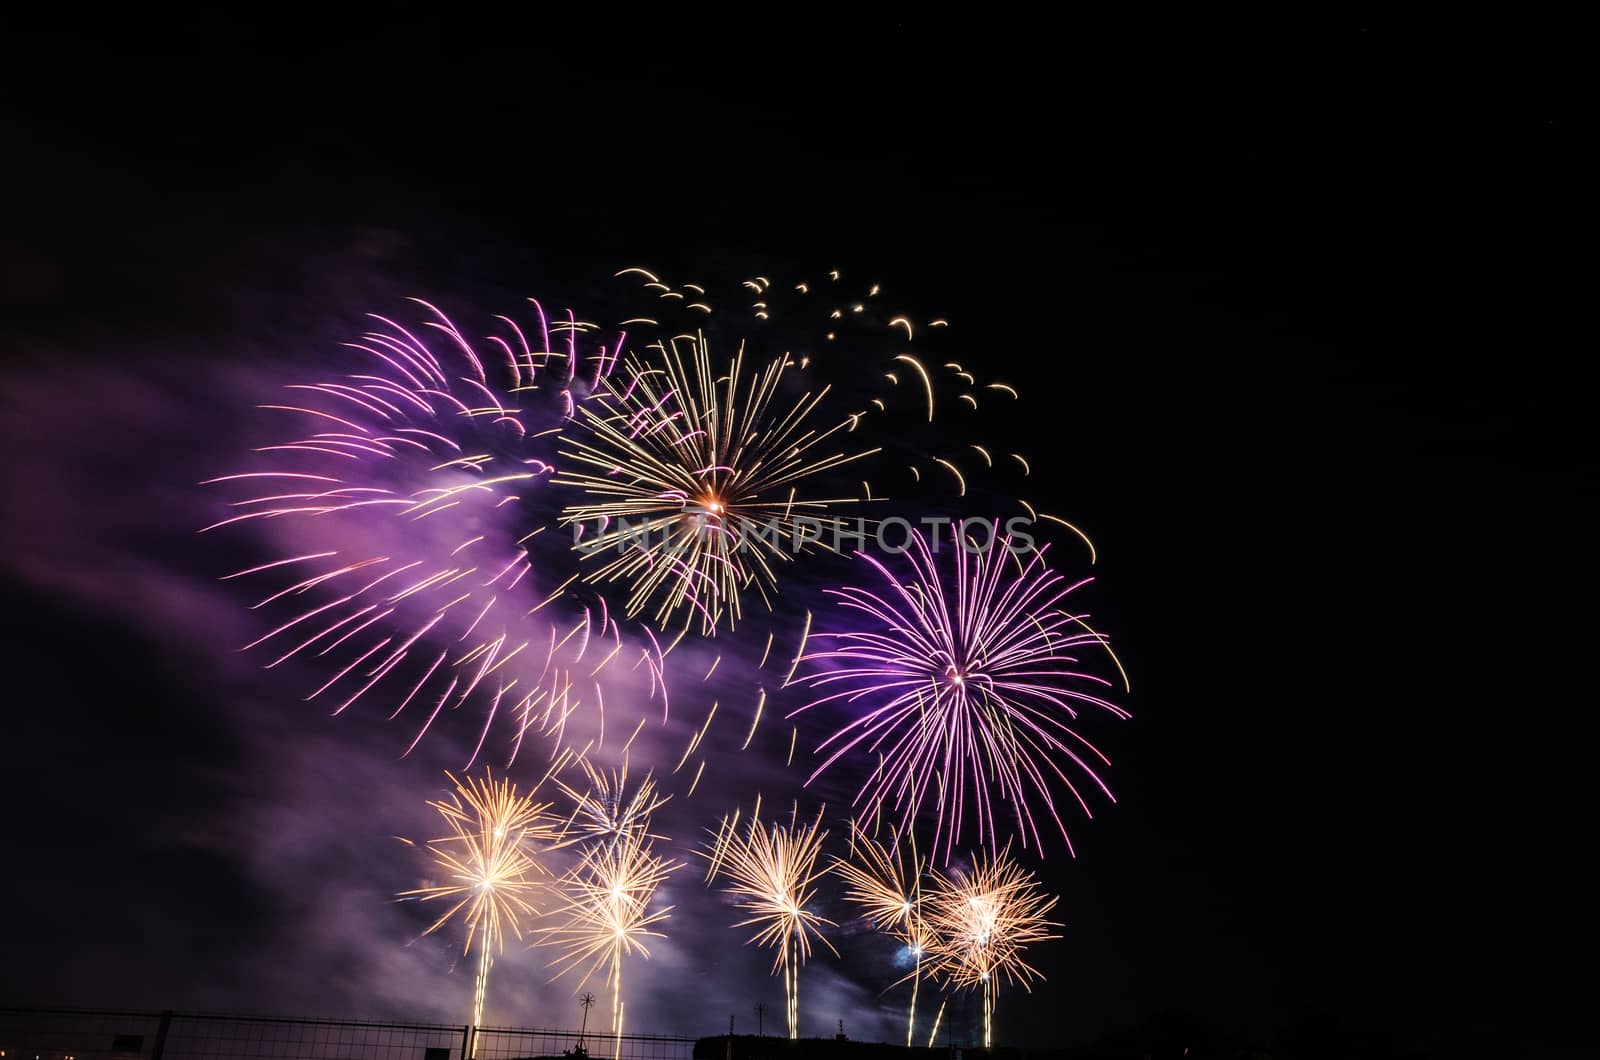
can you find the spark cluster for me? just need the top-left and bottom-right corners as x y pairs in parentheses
(541, 760), (679, 1050)
(791, 523), (1129, 863)
(400, 770), (561, 1034)
(834, 824), (936, 1045)
(208, 300), (667, 766)
(923, 846), (1061, 1047)
(703, 801), (837, 1038)
(541, 831), (680, 1046)
(555, 333), (873, 634)
(554, 758), (670, 849)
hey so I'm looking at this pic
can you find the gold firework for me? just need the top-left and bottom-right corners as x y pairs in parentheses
(834, 823), (937, 1046)
(556, 333), (874, 633)
(539, 827), (681, 1049)
(703, 801), (837, 1038)
(924, 845), (1061, 1048)
(400, 770), (560, 1047)
(836, 821), (922, 932)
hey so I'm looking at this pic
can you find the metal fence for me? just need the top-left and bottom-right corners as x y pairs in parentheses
(0, 1008), (699, 1060)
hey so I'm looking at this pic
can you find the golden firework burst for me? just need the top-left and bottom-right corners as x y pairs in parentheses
(540, 826), (680, 1050)
(923, 845), (1061, 1048)
(556, 333), (873, 634)
(703, 801), (837, 1038)
(400, 770), (560, 1046)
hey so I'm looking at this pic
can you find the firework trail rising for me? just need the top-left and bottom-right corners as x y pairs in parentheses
(923, 844), (1061, 1048)
(539, 819), (680, 1047)
(790, 523), (1129, 863)
(702, 799), (836, 1039)
(834, 822), (938, 1045)
(205, 300), (668, 765)
(399, 770), (561, 1038)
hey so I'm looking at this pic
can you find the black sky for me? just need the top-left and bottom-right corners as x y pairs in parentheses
(2, 22), (1591, 1060)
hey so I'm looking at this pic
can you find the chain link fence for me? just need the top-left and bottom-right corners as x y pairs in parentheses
(0, 1008), (699, 1060)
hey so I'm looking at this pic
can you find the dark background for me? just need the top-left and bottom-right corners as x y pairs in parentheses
(2, 21), (1590, 1059)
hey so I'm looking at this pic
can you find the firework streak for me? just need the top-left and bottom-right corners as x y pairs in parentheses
(790, 524), (1129, 863)
(555, 332), (875, 635)
(399, 770), (561, 1041)
(703, 801), (837, 1038)
(834, 823), (937, 1046)
(923, 845), (1061, 1048)
(540, 809), (680, 1047)
(206, 301), (668, 765)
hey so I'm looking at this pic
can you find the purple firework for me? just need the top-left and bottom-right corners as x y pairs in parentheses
(789, 523), (1128, 862)
(204, 299), (668, 765)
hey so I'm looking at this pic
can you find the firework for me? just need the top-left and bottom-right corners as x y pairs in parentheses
(834, 823), (937, 1046)
(555, 331), (874, 634)
(539, 826), (681, 1048)
(553, 758), (670, 849)
(207, 300), (668, 764)
(703, 801), (836, 1038)
(923, 845), (1060, 1048)
(790, 523), (1129, 863)
(400, 770), (560, 1046)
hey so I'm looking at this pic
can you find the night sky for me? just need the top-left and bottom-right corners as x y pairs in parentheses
(2, 24), (1589, 1060)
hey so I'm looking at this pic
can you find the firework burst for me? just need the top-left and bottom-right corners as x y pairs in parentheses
(923, 845), (1061, 1048)
(555, 331), (875, 634)
(553, 757), (670, 849)
(399, 770), (561, 1042)
(790, 523), (1130, 863)
(834, 823), (937, 1046)
(207, 300), (668, 765)
(703, 800), (837, 1038)
(539, 826), (681, 1047)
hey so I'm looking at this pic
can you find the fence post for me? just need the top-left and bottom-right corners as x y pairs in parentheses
(150, 1010), (173, 1060)
(461, 1023), (474, 1060)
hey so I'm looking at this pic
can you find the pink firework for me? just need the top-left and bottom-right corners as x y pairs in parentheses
(788, 524), (1128, 862)
(204, 299), (667, 764)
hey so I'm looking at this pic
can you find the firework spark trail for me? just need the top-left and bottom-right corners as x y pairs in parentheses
(399, 770), (560, 1047)
(789, 523), (1130, 863)
(743, 271), (1025, 504)
(702, 802), (836, 1039)
(539, 823), (680, 1043)
(553, 758), (670, 849)
(834, 823), (937, 1046)
(555, 332), (875, 634)
(215, 270), (1028, 765)
(208, 301), (669, 763)
(588, 267), (1058, 783)
(923, 845), (1061, 1048)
